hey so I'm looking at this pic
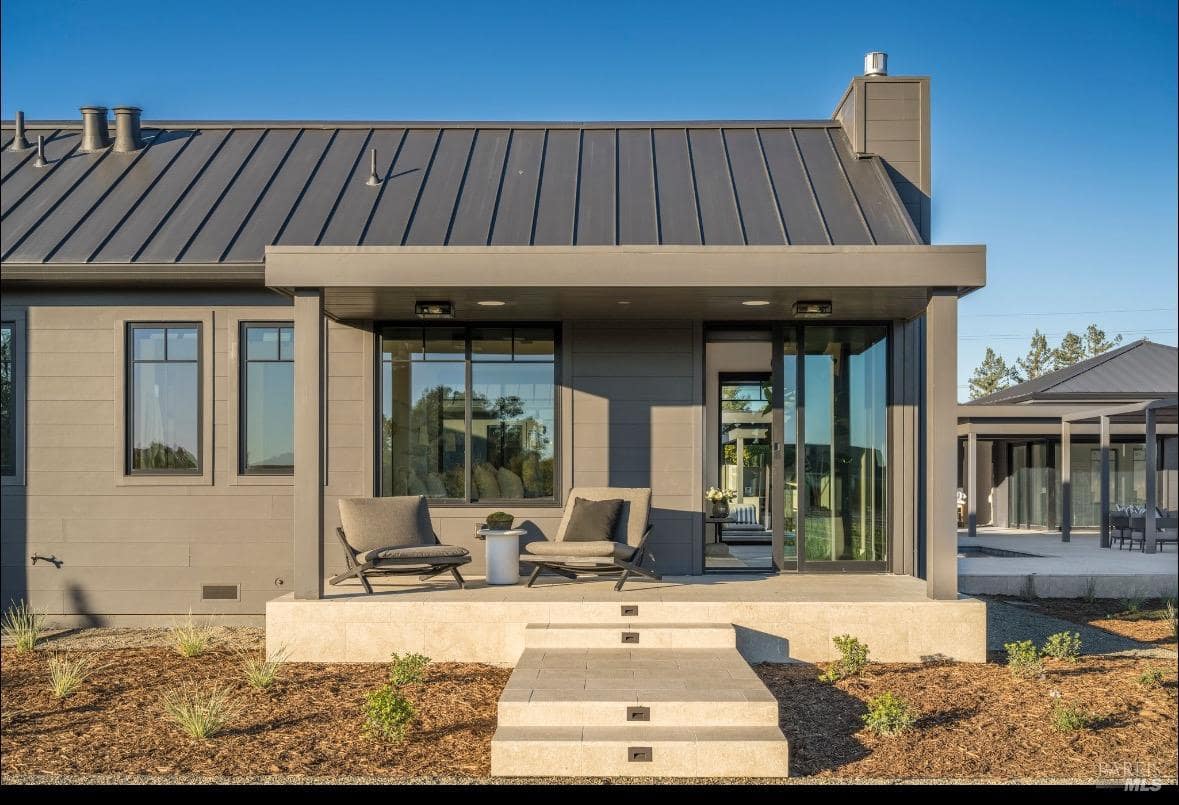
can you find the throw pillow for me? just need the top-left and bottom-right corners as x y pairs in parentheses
(563, 497), (624, 542)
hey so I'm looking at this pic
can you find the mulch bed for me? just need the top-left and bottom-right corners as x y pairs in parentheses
(1010, 598), (1178, 647)
(758, 656), (1178, 779)
(1, 647), (508, 778)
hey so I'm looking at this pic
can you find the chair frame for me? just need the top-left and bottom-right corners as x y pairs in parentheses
(328, 527), (470, 593)
(521, 523), (660, 592)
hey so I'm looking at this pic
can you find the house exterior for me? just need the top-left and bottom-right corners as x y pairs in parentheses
(958, 339), (1178, 540)
(1, 59), (984, 626)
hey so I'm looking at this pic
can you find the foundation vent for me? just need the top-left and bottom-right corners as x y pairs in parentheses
(201, 584), (240, 601)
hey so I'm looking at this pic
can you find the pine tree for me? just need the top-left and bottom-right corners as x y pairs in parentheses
(1052, 331), (1086, 371)
(968, 348), (1013, 400)
(1083, 324), (1121, 358)
(1012, 330), (1052, 384)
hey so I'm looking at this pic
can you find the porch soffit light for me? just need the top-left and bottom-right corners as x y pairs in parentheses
(476, 300), (506, 306)
(792, 301), (833, 318)
(415, 301), (454, 319)
(741, 300), (771, 306)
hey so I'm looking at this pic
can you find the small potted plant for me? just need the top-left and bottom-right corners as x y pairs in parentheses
(485, 511), (515, 530)
(705, 487), (736, 518)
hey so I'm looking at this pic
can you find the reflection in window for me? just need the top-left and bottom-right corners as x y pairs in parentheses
(242, 324), (294, 474)
(0, 324), (13, 476)
(128, 324), (201, 473)
(380, 326), (556, 501)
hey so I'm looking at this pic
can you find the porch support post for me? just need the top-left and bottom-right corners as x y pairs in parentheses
(924, 290), (958, 600)
(1099, 414), (1111, 548)
(1145, 407), (1158, 553)
(1060, 420), (1071, 542)
(293, 289), (325, 600)
(966, 429), (977, 539)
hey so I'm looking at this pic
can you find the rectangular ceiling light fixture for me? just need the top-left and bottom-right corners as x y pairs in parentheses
(792, 301), (833, 318)
(415, 301), (454, 319)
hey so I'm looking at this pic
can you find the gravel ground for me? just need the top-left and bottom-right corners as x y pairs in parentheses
(984, 598), (1177, 659)
(2, 773), (1158, 786)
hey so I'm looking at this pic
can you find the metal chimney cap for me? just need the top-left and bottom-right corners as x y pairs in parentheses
(79, 105), (109, 113)
(864, 51), (888, 77)
(113, 106), (145, 152)
(113, 105), (142, 113)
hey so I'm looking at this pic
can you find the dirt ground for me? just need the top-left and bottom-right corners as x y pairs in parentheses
(2, 631), (1176, 781)
(757, 655), (1178, 780)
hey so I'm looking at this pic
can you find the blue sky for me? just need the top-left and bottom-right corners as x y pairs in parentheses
(3, 0), (1176, 399)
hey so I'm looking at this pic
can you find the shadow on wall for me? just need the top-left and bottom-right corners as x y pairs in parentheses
(2, 490), (28, 613)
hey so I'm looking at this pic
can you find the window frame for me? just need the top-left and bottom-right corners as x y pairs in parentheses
(375, 322), (561, 506)
(0, 309), (26, 486)
(239, 321), (295, 476)
(124, 321), (205, 476)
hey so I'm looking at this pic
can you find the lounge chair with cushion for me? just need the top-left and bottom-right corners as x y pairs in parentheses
(519, 487), (660, 591)
(330, 496), (471, 593)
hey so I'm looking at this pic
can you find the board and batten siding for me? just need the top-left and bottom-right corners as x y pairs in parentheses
(568, 321), (704, 574)
(1, 291), (303, 624)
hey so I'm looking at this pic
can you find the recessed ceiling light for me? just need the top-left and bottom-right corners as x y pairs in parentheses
(741, 300), (771, 307)
(476, 300), (506, 307)
(617, 300), (632, 305)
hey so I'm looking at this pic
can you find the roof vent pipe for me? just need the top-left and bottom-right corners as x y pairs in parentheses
(8, 111), (31, 151)
(33, 135), (48, 168)
(113, 106), (144, 152)
(365, 148), (382, 186)
(79, 106), (110, 151)
(864, 51), (888, 77)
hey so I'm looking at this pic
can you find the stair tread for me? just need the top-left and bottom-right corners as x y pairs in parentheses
(493, 725), (787, 742)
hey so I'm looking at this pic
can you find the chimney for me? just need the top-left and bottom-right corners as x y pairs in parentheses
(113, 106), (144, 152)
(833, 53), (931, 242)
(79, 106), (111, 151)
(8, 111), (31, 151)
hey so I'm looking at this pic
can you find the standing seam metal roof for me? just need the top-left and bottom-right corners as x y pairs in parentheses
(0, 120), (922, 264)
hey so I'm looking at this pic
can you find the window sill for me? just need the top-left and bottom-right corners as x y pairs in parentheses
(231, 473), (295, 487)
(115, 473), (212, 488)
(423, 500), (563, 510)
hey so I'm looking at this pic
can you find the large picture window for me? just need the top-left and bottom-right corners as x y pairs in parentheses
(127, 323), (202, 474)
(0, 323), (14, 477)
(241, 323), (294, 474)
(379, 325), (557, 501)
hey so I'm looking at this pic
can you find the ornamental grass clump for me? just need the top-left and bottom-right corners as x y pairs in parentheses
(47, 653), (99, 699)
(2, 600), (46, 653)
(819, 635), (870, 683)
(862, 692), (917, 737)
(1004, 640), (1043, 678)
(1041, 631), (1082, 663)
(240, 644), (290, 690)
(169, 611), (215, 658)
(161, 684), (240, 740)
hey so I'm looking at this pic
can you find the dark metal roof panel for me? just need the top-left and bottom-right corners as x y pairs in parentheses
(2, 129), (60, 180)
(2, 120), (921, 265)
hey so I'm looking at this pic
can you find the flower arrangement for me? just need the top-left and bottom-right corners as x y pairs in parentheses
(705, 487), (737, 502)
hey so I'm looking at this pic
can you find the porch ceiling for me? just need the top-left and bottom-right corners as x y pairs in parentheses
(265, 244), (986, 321)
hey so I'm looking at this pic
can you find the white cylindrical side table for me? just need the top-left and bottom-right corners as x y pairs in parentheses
(476, 528), (525, 585)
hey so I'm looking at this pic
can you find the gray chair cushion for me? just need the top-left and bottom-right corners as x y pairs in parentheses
(563, 497), (624, 542)
(555, 488), (651, 547)
(524, 540), (636, 561)
(361, 544), (471, 563)
(338, 496), (434, 554)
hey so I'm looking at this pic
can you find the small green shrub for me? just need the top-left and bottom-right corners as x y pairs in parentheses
(1120, 595), (1144, 615)
(1004, 640), (1043, 678)
(388, 652), (431, 688)
(819, 635), (870, 683)
(1050, 701), (1094, 732)
(2, 600), (46, 653)
(1082, 577), (1098, 604)
(47, 653), (98, 699)
(161, 685), (239, 739)
(169, 611), (215, 658)
(240, 644), (290, 690)
(861, 692), (917, 737)
(364, 684), (415, 742)
(1136, 668), (1165, 689)
(1042, 631), (1082, 662)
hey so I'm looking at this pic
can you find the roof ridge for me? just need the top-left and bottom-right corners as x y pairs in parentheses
(3, 119), (844, 131)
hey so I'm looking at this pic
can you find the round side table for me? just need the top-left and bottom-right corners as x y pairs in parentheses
(476, 528), (526, 585)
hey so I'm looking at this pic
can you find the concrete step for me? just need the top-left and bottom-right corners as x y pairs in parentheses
(490, 725), (790, 778)
(499, 648), (778, 726)
(523, 622), (736, 650)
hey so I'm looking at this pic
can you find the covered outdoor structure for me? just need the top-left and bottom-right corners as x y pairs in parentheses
(958, 398), (1179, 548)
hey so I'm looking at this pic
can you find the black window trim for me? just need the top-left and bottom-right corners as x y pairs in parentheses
(240, 320), (296, 476)
(375, 321), (562, 507)
(125, 321), (204, 476)
(0, 320), (16, 479)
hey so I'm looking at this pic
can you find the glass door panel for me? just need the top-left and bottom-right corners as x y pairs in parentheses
(709, 374), (773, 571)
